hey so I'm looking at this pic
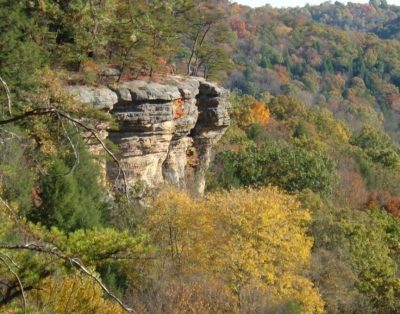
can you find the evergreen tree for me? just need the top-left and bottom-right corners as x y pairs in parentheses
(29, 136), (107, 231)
(0, 0), (48, 91)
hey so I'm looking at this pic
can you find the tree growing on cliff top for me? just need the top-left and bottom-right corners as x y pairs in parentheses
(183, 1), (235, 78)
(106, 0), (188, 77)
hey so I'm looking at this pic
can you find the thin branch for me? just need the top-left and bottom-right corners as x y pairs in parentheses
(58, 113), (80, 175)
(71, 257), (135, 313)
(57, 111), (129, 199)
(0, 243), (63, 257)
(0, 252), (21, 270)
(191, 23), (211, 76)
(187, 30), (201, 75)
(0, 108), (56, 125)
(0, 254), (27, 314)
(0, 128), (22, 141)
(0, 195), (19, 222)
(0, 243), (135, 313)
(0, 75), (12, 116)
(0, 108), (130, 199)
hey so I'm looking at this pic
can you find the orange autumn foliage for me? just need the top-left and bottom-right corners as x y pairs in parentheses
(384, 197), (400, 218)
(250, 101), (270, 126)
(367, 191), (400, 218)
(230, 19), (250, 38)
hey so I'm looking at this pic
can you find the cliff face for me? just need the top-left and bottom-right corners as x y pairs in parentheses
(67, 76), (230, 196)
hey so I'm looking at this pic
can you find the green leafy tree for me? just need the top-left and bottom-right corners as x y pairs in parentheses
(351, 126), (400, 168)
(268, 96), (307, 120)
(184, 1), (234, 78)
(107, 0), (194, 76)
(41, 0), (118, 69)
(312, 206), (400, 312)
(214, 141), (337, 195)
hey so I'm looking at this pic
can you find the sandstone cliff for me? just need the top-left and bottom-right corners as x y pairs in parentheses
(67, 76), (230, 196)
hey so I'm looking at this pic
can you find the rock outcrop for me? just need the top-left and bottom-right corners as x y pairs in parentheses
(67, 76), (230, 196)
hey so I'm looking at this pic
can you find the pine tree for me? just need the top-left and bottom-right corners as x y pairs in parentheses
(0, 0), (48, 91)
(29, 136), (107, 231)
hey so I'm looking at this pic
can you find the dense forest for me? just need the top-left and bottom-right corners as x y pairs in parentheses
(1, 0), (400, 313)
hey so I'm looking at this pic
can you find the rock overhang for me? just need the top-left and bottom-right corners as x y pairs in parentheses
(67, 76), (231, 196)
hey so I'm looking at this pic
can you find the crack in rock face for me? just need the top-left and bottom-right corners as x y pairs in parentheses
(68, 76), (231, 196)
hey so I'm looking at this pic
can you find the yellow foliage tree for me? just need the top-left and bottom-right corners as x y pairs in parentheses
(145, 187), (324, 313)
(32, 275), (124, 314)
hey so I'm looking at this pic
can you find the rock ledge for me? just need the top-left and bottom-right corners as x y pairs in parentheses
(68, 76), (231, 196)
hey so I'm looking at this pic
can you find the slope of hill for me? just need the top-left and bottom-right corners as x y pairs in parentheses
(1, 1), (400, 313)
(224, 2), (400, 140)
(373, 16), (400, 39)
(303, 1), (400, 33)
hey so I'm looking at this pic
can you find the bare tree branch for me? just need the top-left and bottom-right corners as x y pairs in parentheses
(187, 30), (201, 75)
(58, 113), (80, 175)
(0, 128), (23, 141)
(0, 195), (19, 222)
(70, 257), (135, 313)
(0, 252), (21, 270)
(0, 253), (27, 314)
(0, 108), (56, 125)
(191, 23), (211, 76)
(57, 111), (129, 199)
(0, 75), (12, 117)
(0, 242), (136, 313)
(0, 108), (130, 199)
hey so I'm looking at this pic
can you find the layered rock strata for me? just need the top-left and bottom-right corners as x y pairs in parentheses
(67, 76), (230, 196)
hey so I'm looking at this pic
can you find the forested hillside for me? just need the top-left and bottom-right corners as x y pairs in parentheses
(1, 1), (400, 313)
(297, 0), (400, 34)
